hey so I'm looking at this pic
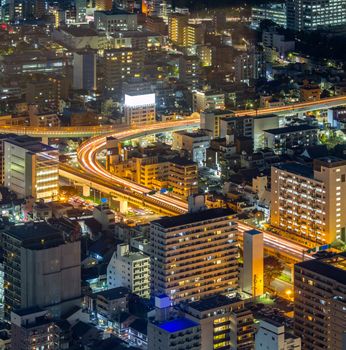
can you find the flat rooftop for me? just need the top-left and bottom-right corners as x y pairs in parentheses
(5, 136), (57, 153)
(60, 26), (99, 37)
(273, 162), (314, 179)
(95, 9), (133, 15)
(188, 295), (241, 312)
(94, 287), (129, 300)
(157, 318), (199, 333)
(296, 252), (346, 285)
(151, 208), (235, 229)
(4, 223), (64, 250)
(264, 124), (318, 135)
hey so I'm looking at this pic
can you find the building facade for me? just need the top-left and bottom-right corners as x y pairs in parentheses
(4, 137), (59, 201)
(107, 244), (150, 298)
(3, 223), (81, 319)
(294, 253), (346, 350)
(150, 208), (239, 303)
(271, 157), (346, 244)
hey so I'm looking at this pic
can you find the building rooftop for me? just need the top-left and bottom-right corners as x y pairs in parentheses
(5, 137), (57, 154)
(170, 157), (196, 166)
(264, 124), (318, 135)
(60, 26), (99, 37)
(4, 223), (64, 250)
(94, 287), (129, 301)
(151, 208), (234, 229)
(296, 252), (346, 285)
(157, 318), (199, 333)
(95, 9), (133, 15)
(129, 318), (148, 335)
(188, 295), (241, 312)
(273, 162), (314, 179)
(245, 229), (262, 236)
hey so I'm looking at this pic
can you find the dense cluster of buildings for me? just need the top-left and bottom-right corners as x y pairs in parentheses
(0, 0), (344, 349)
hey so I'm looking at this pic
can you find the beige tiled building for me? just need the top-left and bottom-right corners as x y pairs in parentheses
(150, 208), (238, 303)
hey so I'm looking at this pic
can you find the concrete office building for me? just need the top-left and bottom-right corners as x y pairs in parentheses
(3, 222), (81, 319)
(150, 208), (238, 303)
(4, 137), (59, 201)
(294, 253), (346, 350)
(124, 93), (156, 125)
(271, 157), (346, 244)
(263, 124), (319, 154)
(251, 3), (287, 28)
(200, 110), (235, 138)
(243, 229), (264, 297)
(94, 9), (138, 33)
(287, 0), (346, 31)
(172, 130), (210, 166)
(255, 318), (301, 350)
(11, 307), (55, 350)
(185, 295), (255, 350)
(72, 49), (97, 91)
(107, 243), (150, 298)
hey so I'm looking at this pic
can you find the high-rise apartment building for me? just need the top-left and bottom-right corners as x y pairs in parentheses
(3, 222), (81, 320)
(294, 252), (346, 350)
(4, 137), (59, 201)
(243, 229), (264, 297)
(183, 23), (205, 47)
(168, 13), (188, 46)
(168, 157), (198, 199)
(287, 0), (346, 31)
(150, 208), (239, 303)
(104, 48), (145, 95)
(271, 157), (346, 244)
(107, 243), (150, 298)
(73, 49), (97, 91)
(235, 49), (266, 85)
(185, 295), (255, 350)
(124, 93), (156, 125)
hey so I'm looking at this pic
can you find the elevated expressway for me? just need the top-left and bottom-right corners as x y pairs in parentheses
(0, 95), (345, 138)
(60, 118), (200, 215)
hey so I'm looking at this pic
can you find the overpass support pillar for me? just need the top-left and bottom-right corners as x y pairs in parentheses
(83, 185), (90, 197)
(41, 136), (49, 145)
(119, 200), (128, 214)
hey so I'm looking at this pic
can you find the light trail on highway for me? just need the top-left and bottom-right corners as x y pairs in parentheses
(77, 118), (200, 214)
(237, 222), (314, 261)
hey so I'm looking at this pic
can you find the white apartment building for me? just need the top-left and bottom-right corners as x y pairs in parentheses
(4, 137), (59, 201)
(172, 130), (210, 166)
(192, 90), (225, 112)
(255, 319), (301, 350)
(271, 157), (346, 244)
(107, 244), (150, 298)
